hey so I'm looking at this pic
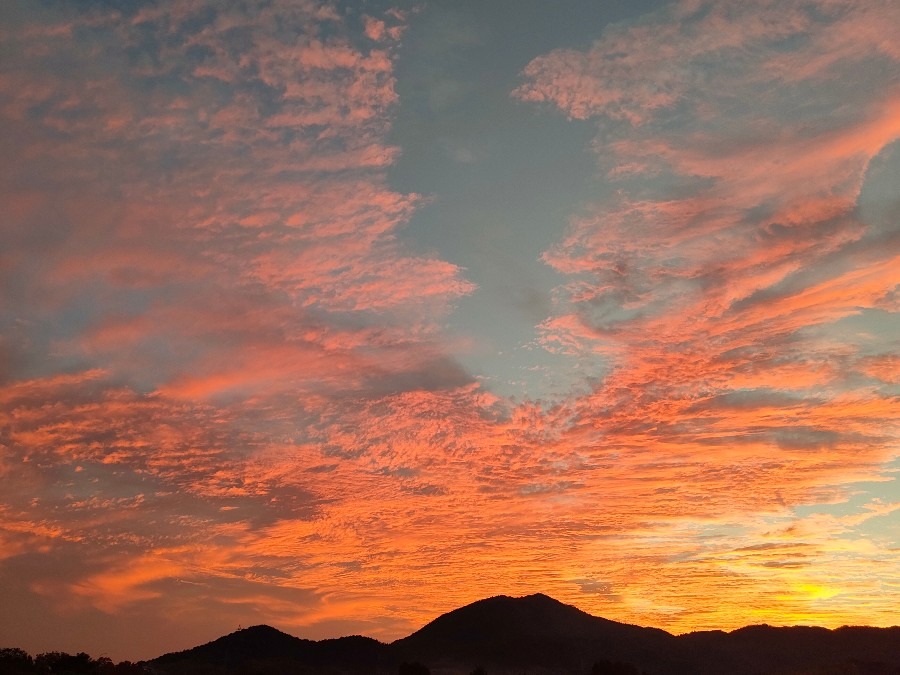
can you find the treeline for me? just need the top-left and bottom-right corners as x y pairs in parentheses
(1, 649), (647, 675)
(0, 648), (147, 675)
(398, 661), (645, 675)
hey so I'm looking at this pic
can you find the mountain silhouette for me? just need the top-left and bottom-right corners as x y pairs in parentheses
(390, 593), (681, 673)
(151, 624), (385, 674)
(680, 623), (900, 675)
(141, 594), (900, 675)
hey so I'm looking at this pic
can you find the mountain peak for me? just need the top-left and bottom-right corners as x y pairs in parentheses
(508, 591), (558, 603)
(232, 624), (284, 636)
(391, 592), (674, 672)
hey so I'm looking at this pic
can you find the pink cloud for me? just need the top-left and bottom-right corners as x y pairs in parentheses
(857, 354), (900, 384)
(2, 0), (900, 656)
(513, 0), (900, 630)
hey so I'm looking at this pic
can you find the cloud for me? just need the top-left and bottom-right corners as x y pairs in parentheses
(0, 0), (484, 647)
(511, 0), (900, 631)
(2, 0), (900, 657)
(856, 353), (900, 384)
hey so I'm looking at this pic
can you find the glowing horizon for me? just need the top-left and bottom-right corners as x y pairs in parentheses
(1, 0), (898, 662)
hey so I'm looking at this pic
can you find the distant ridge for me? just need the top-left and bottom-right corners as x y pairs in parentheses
(154, 624), (306, 663)
(151, 624), (385, 673)
(146, 593), (900, 675)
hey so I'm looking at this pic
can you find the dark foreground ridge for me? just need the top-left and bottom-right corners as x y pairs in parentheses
(4, 594), (900, 674)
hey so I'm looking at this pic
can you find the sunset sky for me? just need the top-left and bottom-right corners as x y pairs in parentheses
(2, 0), (899, 662)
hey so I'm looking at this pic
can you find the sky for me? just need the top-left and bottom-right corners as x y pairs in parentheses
(1, 0), (899, 662)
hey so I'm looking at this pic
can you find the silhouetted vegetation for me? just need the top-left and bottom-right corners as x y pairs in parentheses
(1, 648), (35, 675)
(0, 649), (147, 675)
(590, 659), (645, 675)
(397, 662), (430, 675)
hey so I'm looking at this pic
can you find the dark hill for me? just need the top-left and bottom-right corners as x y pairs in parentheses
(389, 593), (686, 673)
(153, 624), (305, 664)
(142, 594), (900, 675)
(681, 623), (900, 675)
(150, 624), (384, 674)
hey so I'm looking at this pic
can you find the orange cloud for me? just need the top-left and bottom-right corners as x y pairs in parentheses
(2, 0), (899, 660)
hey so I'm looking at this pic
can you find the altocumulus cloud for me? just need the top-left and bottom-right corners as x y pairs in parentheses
(0, 0), (899, 662)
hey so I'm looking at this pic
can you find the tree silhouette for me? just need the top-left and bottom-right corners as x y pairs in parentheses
(35, 651), (97, 675)
(590, 659), (641, 675)
(0, 648), (35, 675)
(470, 667), (488, 675)
(398, 661), (430, 675)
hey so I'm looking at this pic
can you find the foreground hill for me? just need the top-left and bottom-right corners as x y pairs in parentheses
(391, 593), (682, 673)
(143, 593), (900, 675)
